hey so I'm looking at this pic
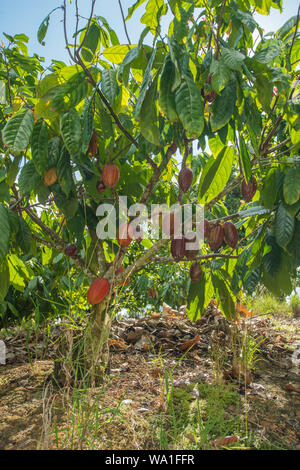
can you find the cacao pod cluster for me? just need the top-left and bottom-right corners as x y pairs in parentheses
(241, 176), (257, 202)
(205, 219), (239, 250)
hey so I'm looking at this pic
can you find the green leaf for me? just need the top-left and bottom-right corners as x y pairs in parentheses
(212, 273), (236, 320)
(141, 0), (167, 32)
(60, 109), (81, 154)
(210, 80), (236, 132)
(0, 259), (10, 301)
(0, 205), (10, 262)
(210, 59), (231, 93)
(239, 206), (271, 218)
(283, 165), (300, 205)
(221, 47), (245, 71)
(2, 109), (34, 155)
(274, 203), (294, 248)
(16, 217), (31, 254)
(57, 148), (74, 197)
(199, 147), (235, 202)
(175, 73), (204, 138)
(239, 135), (252, 183)
(126, 0), (147, 21)
(81, 20), (101, 62)
(37, 14), (50, 45)
(140, 74), (160, 145)
(187, 271), (214, 322)
(277, 15), (298, 39)
(18, 161), (40, 195)
(261, 168), (278, 209)
(159, 54), (178, 122)
(101, 69), (119, 104)
(81, 99), (94, 154)
(31, 120), (48, 176)
(134, 47), (157, 119)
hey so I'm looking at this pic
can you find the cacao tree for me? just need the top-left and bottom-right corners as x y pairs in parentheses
(0, 0), (300, 384)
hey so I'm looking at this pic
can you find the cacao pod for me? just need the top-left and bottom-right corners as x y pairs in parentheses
(185, 231), (199, 260)
(117, 223), (132, 247)
(87, 278), (110, 305)
(241, 176), (257, 202)
(208, 224), (224, 250)
(223, 221), (238, 248)
(64, 243), (77, 257)
(168, 142), (177, 155)
(178, 166), (193, 193)
(162, 212), (180, 237)
(44, 167), (57, 186)
(190, 262), (202, 282)
(171, 236), (186, 260)
(102, 162), (120, 188)
(96, 179), (106, 194)
(88, 129), (98, 156)
(204, 218), (211, 239)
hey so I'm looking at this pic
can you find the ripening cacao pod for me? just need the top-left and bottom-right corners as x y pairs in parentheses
(44, 167), (57, 186)
(117, 266), (130, 286)
(178, 167), (193, 193)
(208, 224), (224, 250)
(168, 142), (177, 155)
(117, 223), (132, 247)
(96, 179), (106, 194)
(185, 231), (199, 260)
(88, 129), (98, 156)
(190, 262), (202, 282)
(64, 243), (77, 257)
(241, 176), (257, 202)
(171, 236), (186, 260)
(223, 221), (238, 248)
(162, 212), (180, 237)
(87, 278), (110, 305)
(102, 162), (120, 188)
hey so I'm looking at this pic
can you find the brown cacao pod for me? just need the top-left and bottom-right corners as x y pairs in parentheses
(96, 179), (106, 194)
(44, 167), (57, 186)
(87, 278), (110, 305)
(64, 243), (77, 257)
(223, 221), (238, 248)
(185, 231), (199, 260)
(208, 224), (224, 250)
(117, 223), (132, 247)
(178, 167), (193, 193)
(168, 142), (177, 155)
(241, 176), (257, 202)
(102, 162), (120, 188)
(162, 212), (180, 237)
(171, 236), (186, 260)
(88, 129), (98, 156)
(204, 218), (211, 239)
(190, 262), (202, 282)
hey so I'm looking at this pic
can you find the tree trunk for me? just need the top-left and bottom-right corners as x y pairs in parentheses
(53, 300), (112, 387)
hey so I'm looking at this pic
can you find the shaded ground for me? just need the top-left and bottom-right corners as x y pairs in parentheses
(0, 303), (299, 450)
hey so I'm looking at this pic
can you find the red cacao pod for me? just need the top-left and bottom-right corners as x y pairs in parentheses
(162, 212), (180, 237)
(241, 176), (257, 202)
(96, 179), (106, 194)
(102, 162), (120, 188)
(87, 278), (110, 305)
(88, 129), (98, 156)
(178, 167), (193, 193)
(117, 223), (132, 247)
(190, 262), (202, 282)
(64, 243), (77, 258)
(185, 231), (199, 260)
(208, 224), (224, 250)
(171, 236), (186, 260)
(223, 221), (238, 248)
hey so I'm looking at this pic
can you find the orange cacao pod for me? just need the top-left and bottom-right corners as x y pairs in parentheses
(117, 223), (132, 247)
(102, 162), (120, 188)
(87, 278), (110, 305)
(44, 167), (57, 186)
